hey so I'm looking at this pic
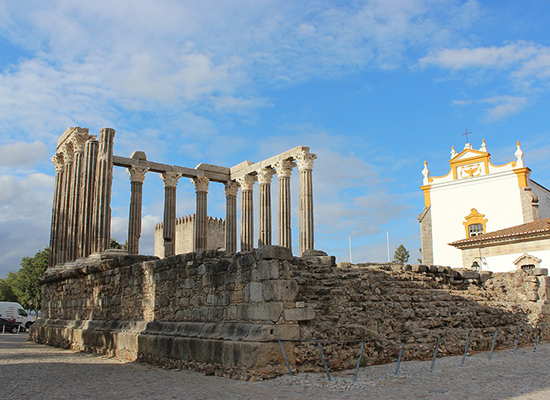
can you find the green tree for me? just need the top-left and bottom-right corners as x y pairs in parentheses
(393, 244), (410, 265)
(110, 238), (128, 250)
(0, 274), (18, 302)
(15, 248), (49, 312)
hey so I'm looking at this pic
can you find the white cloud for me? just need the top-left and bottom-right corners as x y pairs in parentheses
(453, 95), (528, 122)
(0, 173), (53, 277)
(0, 141), (49, 167)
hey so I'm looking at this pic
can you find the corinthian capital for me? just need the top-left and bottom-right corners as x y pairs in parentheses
(192, 176), (210, 193)
(160, 171), (181, 188)
(51, 152), (64, 174)
(257, 167), (276, 185)
(127, 166), (149, 184)
(295, 150), (317, 171)
(224, 181), (239, 197)
(273, 159), (296, 178)
(61, 143), (74, 165)
(71, 132), (90, 154)
(237, 174), (257, 192)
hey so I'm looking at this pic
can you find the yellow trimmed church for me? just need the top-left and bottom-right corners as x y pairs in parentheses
(419, 140), (550, 272)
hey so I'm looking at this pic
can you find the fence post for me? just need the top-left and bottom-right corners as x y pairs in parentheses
(534, 323), (542, 353)
(354, 340), (365, 382)
(395, 342), (405, 377)
(489, 329), (498, 361)
(277, 340), (293, 375)
(430, 334), (441, 372)
(461, 330), (472, 366)
(513, 327), (522, 355)
(317, 342), (332, 382)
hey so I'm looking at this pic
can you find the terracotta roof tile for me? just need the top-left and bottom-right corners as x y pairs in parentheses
(450, 217), (550, 247)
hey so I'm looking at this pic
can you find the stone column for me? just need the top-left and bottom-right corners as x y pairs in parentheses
(127, 162), (148, 255)
(257, 167), (275, 247)
(224, 182), (239, 253)
(192, 176), (209, 251)
(238, 175), (256, 252)
(274, 159), (296, 249)
(80, 139), (98, 258)
(93, 128), (116, 253)
(69, 133), (88, 261)
(161, 171), (181, 257)
(59, 143), (74, 264)
(48, 153), (64, 268)
(296, 150), (317, 256)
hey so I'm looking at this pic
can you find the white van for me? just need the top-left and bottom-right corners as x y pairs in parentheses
(0, 302), (35, 330)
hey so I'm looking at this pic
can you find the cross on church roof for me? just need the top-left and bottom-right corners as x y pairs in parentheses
(462, 128), (472, 144)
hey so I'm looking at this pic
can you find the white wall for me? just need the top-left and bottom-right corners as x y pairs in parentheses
(483, 249), (550, 272)
(530, 180), (550, 219)
(430, 171), (524, 267)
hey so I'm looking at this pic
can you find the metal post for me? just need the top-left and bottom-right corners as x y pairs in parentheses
(461, 330), (472, 366)
(489, 329), (498, 360)
(534, 323), (542, 353)
(317, 342), (332, 382)
(277, 340), (293, 375)
(395, 342), (405, 377)
(513, 327), (522, 355)
(354, 340), (365, 382)
(430, 334), (441, 372)
(2, 325), (4, 334)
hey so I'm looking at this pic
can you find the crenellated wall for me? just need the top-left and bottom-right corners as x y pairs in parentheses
(31, 248), (550, 380)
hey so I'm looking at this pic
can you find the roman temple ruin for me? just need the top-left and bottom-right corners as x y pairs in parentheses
(48, 126), (317, 269)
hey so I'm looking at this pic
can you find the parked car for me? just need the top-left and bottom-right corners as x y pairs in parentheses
(0, 318), (20, 334)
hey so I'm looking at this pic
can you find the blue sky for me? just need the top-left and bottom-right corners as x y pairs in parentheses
(1, 0), (550, 277)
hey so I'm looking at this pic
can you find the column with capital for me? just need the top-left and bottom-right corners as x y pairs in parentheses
(192, 176), (209, 251)
(257, 167), (275, 247)
(274, 159), (296, 249)
(80, 139), (98, 258)
(224, 181), (239, 253)
(93, 128), (116, 253)
(161, 171), (181, 257)
(59, 143), (74, 264)
(69, 133), (89, 261)
(238, 175), (256, 252)
(48, 153), (65, 268)
(295, 150), (317, 255)
(127, 163), (148, 255)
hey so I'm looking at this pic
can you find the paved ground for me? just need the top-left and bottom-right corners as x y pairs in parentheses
(1, 333), (550, 400)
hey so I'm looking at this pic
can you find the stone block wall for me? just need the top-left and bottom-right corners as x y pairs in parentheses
(31, 248), (550, 380)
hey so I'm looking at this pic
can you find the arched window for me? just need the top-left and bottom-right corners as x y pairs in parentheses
(463, 209), (488, 238)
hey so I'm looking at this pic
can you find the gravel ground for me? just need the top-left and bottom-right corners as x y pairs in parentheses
(1, 333), (550, 400)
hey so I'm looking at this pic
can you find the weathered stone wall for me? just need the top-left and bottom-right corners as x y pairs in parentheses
(31, 248), (550, 380)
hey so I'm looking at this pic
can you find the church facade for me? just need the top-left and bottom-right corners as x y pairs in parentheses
(419, 140), (550, 271)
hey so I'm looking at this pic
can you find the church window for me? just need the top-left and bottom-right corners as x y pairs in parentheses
(468, 223), (484, 237)
(463, 209), (488, 238)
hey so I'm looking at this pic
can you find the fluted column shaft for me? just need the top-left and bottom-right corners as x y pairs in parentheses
(192, 176), (209, 251)
(59, 144), (74, 264)
(93, 128), (116, 253)
(257, 168), (275, 247)
(224, 182), (239, 253)
(238, 175), (256, 252)
(69, 136), (86, 261)
(296, 151), (317, 256)
(161, 172), (180, 257)
(80, 140), (98, 258)
(127, 166), (148, 254)
(274, 160), (295, 249)
(49, 153), (64, 267)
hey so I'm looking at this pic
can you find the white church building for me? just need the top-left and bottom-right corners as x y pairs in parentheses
(419, 140), (550, 272)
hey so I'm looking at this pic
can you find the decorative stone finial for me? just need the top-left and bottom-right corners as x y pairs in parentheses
(237, 174), (257, 191)
(160, 171), (181, 188)
(257, 167), (276, 185)
(127, 165), (149, 184)
(224, 181), (239, 197)
(464, 142), (472, 150)
(422, 161), (430, 185)
(480, 139), (487, 152)
(450, 146), (457, 158)
(515, 141), (524, 168)
(192, 176), (209, 193)
(274, 159), (296, 178)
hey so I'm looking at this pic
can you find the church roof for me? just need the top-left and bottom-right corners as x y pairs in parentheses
(449, 218), (550, 248)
